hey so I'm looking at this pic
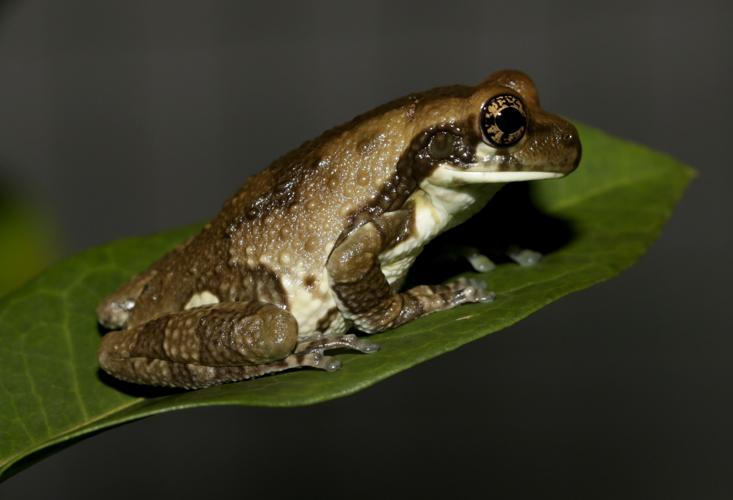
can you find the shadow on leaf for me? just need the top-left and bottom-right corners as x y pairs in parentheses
(96, 369), (188, 398)
(407, 182), (576, 286)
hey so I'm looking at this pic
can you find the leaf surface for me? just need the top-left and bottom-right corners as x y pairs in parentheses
(0, 124), (694, 480)
(0, 196), (55, 297)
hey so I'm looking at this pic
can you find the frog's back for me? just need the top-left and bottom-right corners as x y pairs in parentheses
(201, 114), (408, 335)
(217, 84), (477, 275)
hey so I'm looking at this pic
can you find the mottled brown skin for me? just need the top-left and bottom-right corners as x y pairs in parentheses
(97, 70), (581, 389)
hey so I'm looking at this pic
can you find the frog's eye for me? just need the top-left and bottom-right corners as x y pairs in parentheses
(480, 94), (527, 148)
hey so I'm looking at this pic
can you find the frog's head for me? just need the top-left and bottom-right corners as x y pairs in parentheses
(417, 70), (581, 187)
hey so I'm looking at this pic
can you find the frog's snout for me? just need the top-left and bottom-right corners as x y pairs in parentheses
(544, 117), (582, 175)
(561, 120), (582, 173)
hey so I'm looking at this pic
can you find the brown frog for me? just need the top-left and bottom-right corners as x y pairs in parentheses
(97, 70), (581, 389)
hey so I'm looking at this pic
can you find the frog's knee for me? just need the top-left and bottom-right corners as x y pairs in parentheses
(244, 303), (299, 362)
(196, 302), (299, 364)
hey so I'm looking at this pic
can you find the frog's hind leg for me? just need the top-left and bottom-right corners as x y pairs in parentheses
(98, 301), (370, 389)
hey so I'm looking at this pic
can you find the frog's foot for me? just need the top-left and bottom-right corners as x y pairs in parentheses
(507, 246), (542, 267)
(278, 350), (342, 372)
(430, 244), (497, 273)
(445, 277), (496, 306)
(296, 333), (380, 354)
(291, 334), (380, 372)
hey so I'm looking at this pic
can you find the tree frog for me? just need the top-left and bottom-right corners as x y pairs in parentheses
(97, 70), (581, 389)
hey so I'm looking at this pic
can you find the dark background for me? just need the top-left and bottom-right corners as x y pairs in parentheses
(1, 1), (731, 498)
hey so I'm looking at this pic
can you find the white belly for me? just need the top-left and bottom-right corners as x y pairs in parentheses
(279, 268), (342, 341)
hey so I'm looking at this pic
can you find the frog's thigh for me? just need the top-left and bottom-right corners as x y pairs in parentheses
(327, 212), (494, 334)
(98, 301), (310, 389)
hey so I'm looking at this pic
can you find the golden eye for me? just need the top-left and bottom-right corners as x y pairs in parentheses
(480, 94), (527, 148)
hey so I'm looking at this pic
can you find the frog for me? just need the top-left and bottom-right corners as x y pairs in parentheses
(97, 69), (581, 389)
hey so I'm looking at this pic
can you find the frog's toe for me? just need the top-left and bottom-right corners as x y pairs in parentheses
(324, 357), (342, 372)
(508, 247), (542, 267)
(359, 341), (380, 354)
(293, 350), (342, 372)
(467, 253), (496, 273)
(450, 277), (496, 304)
(458, 246), (496, 272)
(477, 290), (497, 303)
(471, 288), (496, 303)
(340, 334), (380, 353)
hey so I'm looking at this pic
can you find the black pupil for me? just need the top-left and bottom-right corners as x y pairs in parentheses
(496, 106), (525, 134)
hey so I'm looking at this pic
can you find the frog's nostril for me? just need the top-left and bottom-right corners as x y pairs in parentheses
(561, 124), (581, 150)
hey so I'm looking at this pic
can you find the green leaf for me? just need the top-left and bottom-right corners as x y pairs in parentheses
(0, 124), (693, 480)
(0, 196), (56, 298)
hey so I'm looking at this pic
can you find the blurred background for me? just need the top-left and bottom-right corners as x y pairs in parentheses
(1, 1), (731, 498)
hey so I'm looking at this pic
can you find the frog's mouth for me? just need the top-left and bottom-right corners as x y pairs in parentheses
(432, 163), (564, 186)
(455, 169), (564, 182)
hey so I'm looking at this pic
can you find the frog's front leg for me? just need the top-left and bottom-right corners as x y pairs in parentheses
(98, 301), (371, 389)
(327, 212), (495, 334)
